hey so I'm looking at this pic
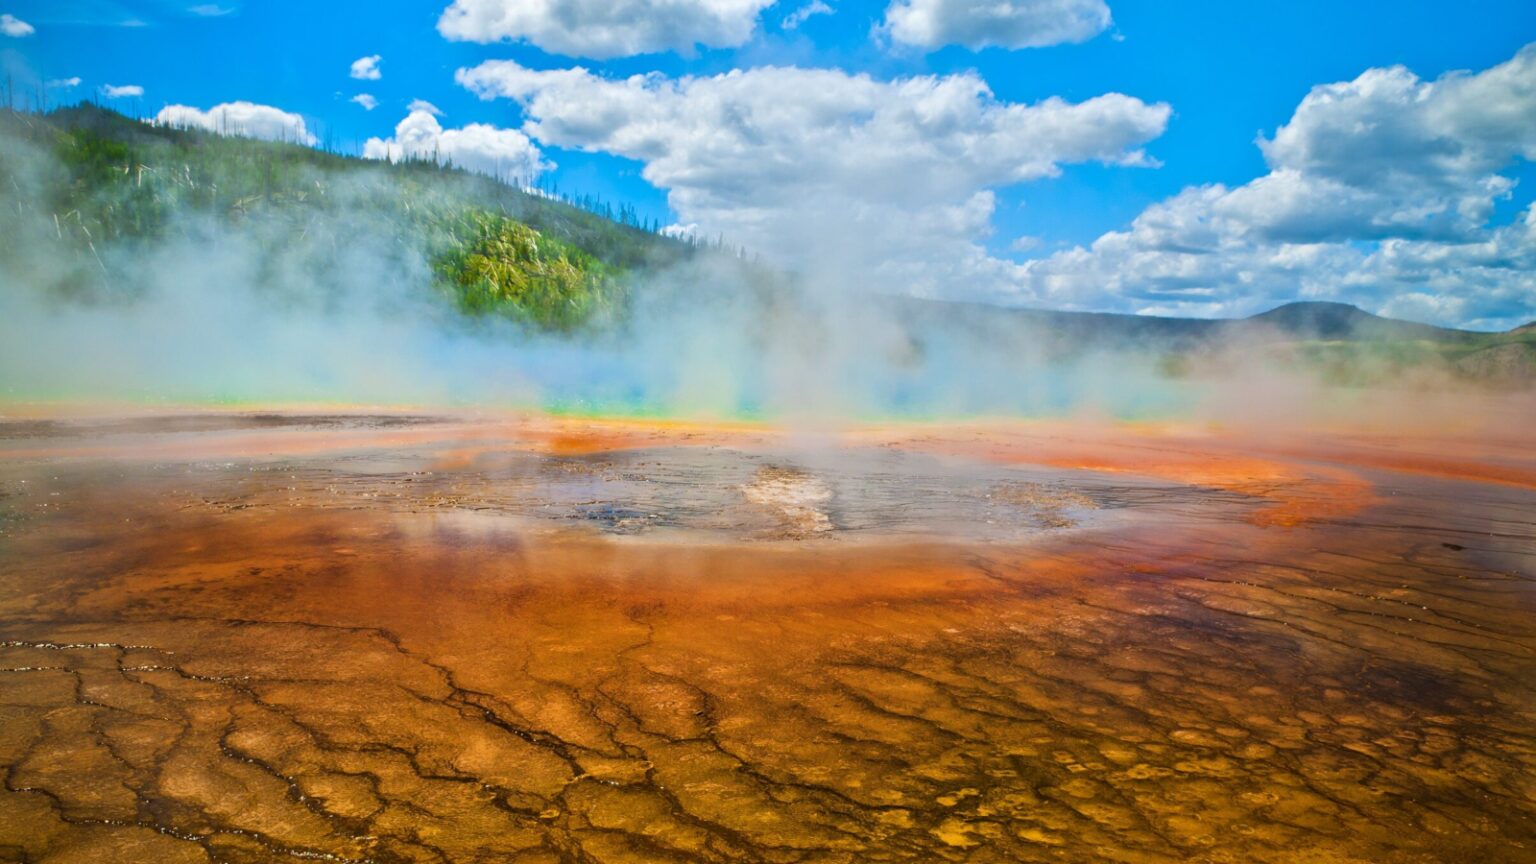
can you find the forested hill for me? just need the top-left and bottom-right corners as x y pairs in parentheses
(0, 104), (703, 330)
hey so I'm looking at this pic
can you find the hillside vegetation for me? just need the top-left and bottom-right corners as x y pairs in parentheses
(0, 105), (689, 330)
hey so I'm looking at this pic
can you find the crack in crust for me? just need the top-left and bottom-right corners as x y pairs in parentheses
(2, 422), (1535, 863)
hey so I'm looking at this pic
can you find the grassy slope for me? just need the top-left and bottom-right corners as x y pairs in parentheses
(1265, 311), (1535, 387)
(0, 105), (690, 330)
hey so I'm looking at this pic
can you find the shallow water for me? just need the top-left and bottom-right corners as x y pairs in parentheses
(0, 413), (1533, 863)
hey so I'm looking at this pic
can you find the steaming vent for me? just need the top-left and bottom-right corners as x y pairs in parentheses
(741, 466), (834, 538)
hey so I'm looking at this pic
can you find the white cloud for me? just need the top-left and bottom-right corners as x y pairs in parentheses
(453, 45), (1536, 329)
(437, 0), (775, 59)
(188, 4), (235, 16)
(350, 54), (382, 81)
(408, 99), (444, 115)
(1, 13), (34, 37)
(457, 61), (1168, 293)
(351, 94), (378, 111)
(363, 108), (551, 185)
(782, 1), (832, 30)
(1236, 53), (1536, 243)
(154, 101), (318, 146)
(102, 84), (145, 98)
(47, 77), (82, 89)
(883, 0), (1111, 50)
(1010, 44), (1536, 329)
(661, 222), (701, 241)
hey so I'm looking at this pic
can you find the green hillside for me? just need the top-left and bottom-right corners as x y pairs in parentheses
(1279, 324), (1536, 387)
(0, 105), (692, 330)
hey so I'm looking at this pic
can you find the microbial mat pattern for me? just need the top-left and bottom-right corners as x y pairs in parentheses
(0, 413), (1533, 863)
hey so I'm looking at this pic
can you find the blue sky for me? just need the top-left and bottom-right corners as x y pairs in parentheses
(4, 0), (1536, 328)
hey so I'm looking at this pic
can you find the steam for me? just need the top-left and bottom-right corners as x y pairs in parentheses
(0, 116), (1526, 430)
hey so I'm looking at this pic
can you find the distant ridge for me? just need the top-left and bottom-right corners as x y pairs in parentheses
(1244, 301), (1465, 342)
(881, 296), (1532, 385)
(891, 297), (1479, 354)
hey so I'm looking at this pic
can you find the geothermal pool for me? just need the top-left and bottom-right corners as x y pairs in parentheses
(0, 411), (1534, 863)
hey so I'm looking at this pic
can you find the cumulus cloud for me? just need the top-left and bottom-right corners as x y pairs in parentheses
(1012, 44), (1536, 329)
(102, 84), (145, 98)
(350, 55), (382, 80)
(437, 0), (775, 59)
(351, 94), (378, 111)
(782, 1), (832, 30)
(363, 108), (551, 185)
(660, 222), (701, 241)
(408, 99), (444, 115)
(883, 0), (1111, 50)
(47, 77), (82, 89)
(457, 60), (1168, 293)
(1, 13), (35, 37)
(154, 101), (318, 146)
(1241, 53), (1536, 242)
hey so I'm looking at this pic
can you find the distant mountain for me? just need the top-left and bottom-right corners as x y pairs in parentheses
(1240, 301), (1468, 342)
(893, 298), (1481, 351)
(881, 297), (1531, 387)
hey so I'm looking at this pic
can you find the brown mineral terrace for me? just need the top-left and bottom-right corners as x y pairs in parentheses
(0, 405), (1534, 863)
